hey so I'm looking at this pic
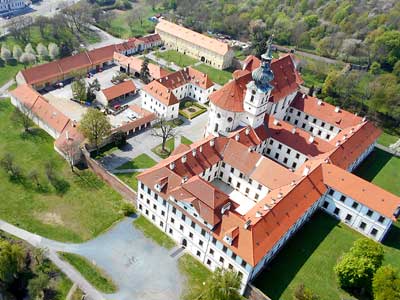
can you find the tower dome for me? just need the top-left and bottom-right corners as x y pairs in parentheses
(252, 35), (274, 92)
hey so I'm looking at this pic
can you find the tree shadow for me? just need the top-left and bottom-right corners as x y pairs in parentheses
(252, 211), (340, 300)
(353, 148), (393, 182)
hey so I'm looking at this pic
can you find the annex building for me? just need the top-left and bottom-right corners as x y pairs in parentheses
(136, 43), (400, 294)
(156, 19), (234, 70)
(0, 0), (25, 13)
(141, 67), (215, 120)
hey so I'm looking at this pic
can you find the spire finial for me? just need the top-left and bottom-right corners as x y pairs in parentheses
(262, 34), (274, 62)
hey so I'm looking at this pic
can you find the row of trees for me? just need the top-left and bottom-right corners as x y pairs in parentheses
(334, 238), (400, 299)
(0, 43), (59, 66)
(0, 237), (64, 300)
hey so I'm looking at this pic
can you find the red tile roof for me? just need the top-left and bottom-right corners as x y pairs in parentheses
(322, 164), (400, 220)
(20, 61), (63, 86)
(102, 80), (136, 101)
(291, 93), (362, 129)
(159, 67), (214, 90)
(142, 80), (179, 106)
(138, 33), (162, 44)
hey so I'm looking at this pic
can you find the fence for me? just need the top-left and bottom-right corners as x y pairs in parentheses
(82, 148), (137, 205)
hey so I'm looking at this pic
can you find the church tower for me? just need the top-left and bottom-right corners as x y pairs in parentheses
(242, 36), (275, 128)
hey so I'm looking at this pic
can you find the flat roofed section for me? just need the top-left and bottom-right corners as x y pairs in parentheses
(211, 179), (255, 215)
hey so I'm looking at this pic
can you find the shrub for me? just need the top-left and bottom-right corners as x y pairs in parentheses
(120, 202), (136, 216)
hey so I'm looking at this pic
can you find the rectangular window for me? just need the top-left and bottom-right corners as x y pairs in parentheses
(230, 167), (234, 173)
(212, 238), (217, 245)
(286, 149), (291, 154)
(153, 204), (157, 210)
(278, 144), (282, 150)
(255, 193), (259, 200)
(231, 253), (237, 260)
(199, 240), (204, 246)
(206, 259), (211, 265)
(236, 182), (241, 188)
(245, 187), (250, 194)
(266, 148), (271, 154)
(322, 201), (329, 209)
(161, 211), (165, 216)
(169, 228), (173, 234)
(292, 162), (297, 168)
(191, 221), (195, 228)
(219, 257), (224, 263)
(340, 195), (346, 202)
(328, 189), (334, 196)
(152, 215), (155, 221)
(359, 222), (366, 230)
(163, 200), (167, 206)
(189, 232), (193, 238)
(371, 228), (378, 236)
(352, 202), (359, 209)
(345, 214), (352, 221)
(201, 229), (206, 236)
(241, 260), (246, 268)
(170, 217), (175, 223)
(181, 214), (186, 221)
(179, 225), (184, 231)
(209, 248), (214, 255)
(172, 207), (177, 214)
(378, 216), (385, 223)
(274, 153), (279, 159)
(222, 246), (227, 253)
(297, 111), (301, 117)
(334, 208), (340, 215)
(283, 157), (288, 164)
(228, 177), (232, 183)
(196, 251), (201, 257)
(295, 153), (300, 159)
(160, 221), (164, 227)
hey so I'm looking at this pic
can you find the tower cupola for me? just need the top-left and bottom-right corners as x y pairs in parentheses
(252, 35), (274, 92)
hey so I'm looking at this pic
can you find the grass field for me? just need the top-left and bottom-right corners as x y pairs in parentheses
(354, 148), (400, 196)
(115, 154), (156, 170)
(254, 212), (400, 300)
(377, 132), (399, 147)
(181, 136), (193, 145)
(59, 252), (117, 293)
(152, 137), (175, 159)
(155, 50), (198, 67)
(0, 100), (125, 242)
(133, 216), (176, 249)
(179, 253), (211, 296)
(0, 63), (24, 87)
(193, 63), (232, 85)
(115, 154), (157, 191)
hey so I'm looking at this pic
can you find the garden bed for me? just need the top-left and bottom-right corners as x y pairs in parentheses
(179, 101), (207, 120)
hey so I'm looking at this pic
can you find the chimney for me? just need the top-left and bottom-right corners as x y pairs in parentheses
(263, 204), (270, 211)
(66, 131), (70, 141)
(302, 166), (310, 176)
(199, 145), (203, 152)
(192, 149), (197, 157)
(291, 180), (296, 186)
(362, 116), (367, 122)
(248, 146), (254, 153)
(308, 135), (315, 143)
(244, 220), (251, 229)
(277, 192), (283, 199)
(335, 106), (340, 113)
(182, 176), (188, 183)
(235, 133), (240, 141)
(245, 127), (250, 135)
(335, 141), (340, 147)
(317, 99), (322, 105)
(255, 211), (262, 218)
(291, 127), (296, 134)
(210, 139), (215, 147)
(169, 162), (175, 170)
(273, 119), (279, 126)
(302, 94), (306, 99)
(181, 155), (187, 163)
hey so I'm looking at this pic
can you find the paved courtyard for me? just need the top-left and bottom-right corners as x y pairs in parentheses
(23, 217), (184, 300)
(100, 111), (210, 170)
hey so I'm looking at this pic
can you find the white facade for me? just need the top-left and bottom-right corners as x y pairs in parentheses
(0, 0), (25, 13)
(169, 82), (214, 105)
(321, 188), (393, 242)
(141, 91), (179, 120)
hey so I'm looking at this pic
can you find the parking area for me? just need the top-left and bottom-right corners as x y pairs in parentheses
(42, 65), (145, 126)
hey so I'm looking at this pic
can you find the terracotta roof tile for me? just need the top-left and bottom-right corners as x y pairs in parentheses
(102, 80), (136, 101)
(142, 80), (179, 106)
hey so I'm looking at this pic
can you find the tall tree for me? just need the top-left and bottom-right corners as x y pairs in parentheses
(71, 78), (87, 102)
(1, 45), (12, 63)
(140, 58), (151, 84)
(12, 45), (23, 61)
(79, 108), (111, 154)
(152, 118), (176, 154)
(48, 43), (60, 60)
(0, 240), (25, 285)
(372, 265), (400, 300)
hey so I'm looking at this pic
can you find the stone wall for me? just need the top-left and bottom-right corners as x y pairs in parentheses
(244, 284), (271, 300)
(82, 148), (137, 205)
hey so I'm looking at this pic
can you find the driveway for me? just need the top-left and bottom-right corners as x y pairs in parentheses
(1, 216), (184, 300)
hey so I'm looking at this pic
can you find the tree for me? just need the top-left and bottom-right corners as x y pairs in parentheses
(294, 284), (320, 300)
(1, 45), (12, 62)
(12, 45), (23, 61)
(12, 107), (32, 132)
(36, 43), (48, 60)
(0, 239), (25, 285)
(27, 271), (50, 300)
(249, 19), (267, 57)
(372, 265), (400, 300)
(87, 78), (100, 102)
(140, 58), (151, 84)
(152, 118), (176, 154)
(59, 137), (81, 172)
(369, 62), (381, 75)
(19, 52), (36, 68)
(71, 78), (87, 102)
(48, 43), (60, 60)
(25, 43), (36, 55)
(28, 169), (42, 189)
(334, 238), (384, 294)
(0, 153), (23, 180)
(79, 108), (111, 154)
(185, 268), (242, 300)
(7, 16), (33, 43)
(62, 2), (93, 33)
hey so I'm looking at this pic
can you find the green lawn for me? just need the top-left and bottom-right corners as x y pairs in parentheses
(116, 153), (156, 170)
(300, 68), (326, 88)
(155, 50), (198, 67)
(0, 63), (24, 87)
(133, 215), (176, 249)
(193, 63), (232, 85)
(54, 272), (74, 300)
(254, 211), (400, 300)
(179, 253), (211, 295)
(59, 252), (117, 293)
(152, 137), (175, 159)
(181, 136), (193, 145)
(377, 132), (399, 147)
(0, 100), (125, 242)
(354, 148), (400, 196)
(116, 172), (140, 191)
(115, 154), (157, 191)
